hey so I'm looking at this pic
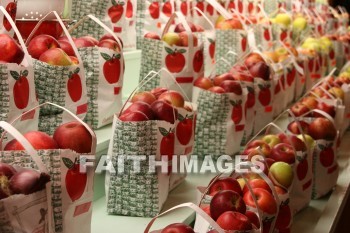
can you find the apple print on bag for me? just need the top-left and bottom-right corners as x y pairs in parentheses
(165, 47), (186, 73)
(10, 70), (30, 110)
(63, 157), (87, 202)
(101, 52), (122, 84)
(108, 0), (124, 23)
(67, 67), (83, 103)
(2, 1), (16, 33)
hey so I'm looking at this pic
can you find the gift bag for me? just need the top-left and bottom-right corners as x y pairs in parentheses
(192, 76), (247, 160)
(106, 69), (197, 217)
(195, 162), (280, 233)
(0, 121), (53, 233)
(1, 103), (96, 233)
(295, 56), (308, 99)
(69, 15), (124, 129)
(144, 203), (225, 233)
(136, 0), (176, 49)
(139, 12), (204, 100)
(0, 6), (39, 134)
(25, 11), (88, 135)
(191, 0), (220, 28)
(71, 0), (137, 50)
(212, 0), (250, 75)
(0, 0), (16, 35)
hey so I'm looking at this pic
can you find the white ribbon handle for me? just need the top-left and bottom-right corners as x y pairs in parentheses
(204, 0), (232, 19)
(0, 121), (48, 173)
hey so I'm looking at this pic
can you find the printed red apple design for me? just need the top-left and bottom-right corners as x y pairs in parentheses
(280, 29), (288, 41)
(162, 1), (173, 17)
(180, 1), (188, 16)
(258, 84), (271, 106)
(193, 50), (204, 73)
(63, 157), (87, 202)
(237, 0), (243, 13)
(160, 127), (175, 174)
(196, 1), (204, 16)
(286, 67), (296, 86)
(10, 70), (29, 110)
(3, 2), (17, 31)
(230, 99), (243, 125)
(241, 34), (247, 52)
(101, 52), (121, 84)
(263, 27), (271, 41)
(296, 156), (308, 181)
(246, 86), (255, 109)
(308, 58), (314, 72)
(206, 3), (214, 16)
(317, 25), (323, 35)
(165, 47), (186, 73)
(108, 0), (125, 23)
(227, 1), (235, 10)
(319, 145), (334, 168)
(149, 2), (160, 19)
(248, 1), (254, 13)
(176, 114), (193, 146)
(126, 0), (133, 18)
(208, 38), (215, 59)
(329, 49), (335, 60)
(68, 67), (82, 102)
(274, 79), (281, 94)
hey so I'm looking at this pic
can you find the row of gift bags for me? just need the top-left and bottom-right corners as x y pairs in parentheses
(0, 7), (125, 132)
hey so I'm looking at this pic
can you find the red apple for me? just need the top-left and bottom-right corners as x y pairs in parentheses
(27, 34), (60, 60)
(81, 35), (99, 45)
(158, 90), (185, 108)
(246, 140), (271, 157)
(244, 53), (264, 68)
(210, 190), (246, 220)
(308, 117), (337, 140)
(213, 73), (235, 86)
(243, 179), (272, 194)
(131, 91), (156, 105)
(287, 120), (309, 134)
(262, 134), (281, 148)
(70, 56), (79, 65)
(284, 135), (307, 152)
(161, 223), (194, 233)
(122, 101), (154, 120)
(300, 97), (318, 110)
(151, 100), (178, 124)
(98, 39), (121, 52)
(178, 32), (198, 47)
(220, 80), (243, 95)
(312, 101), (335, 118)
(290, 102), (310, 117)
(249, 62), (270, 80)
(270, 143), (296, 164)
(144, 32), (161, 40)
(119, 111), (149, 122)
(58, 40), (75, 56)
(245, 210), (260, 229)
(0, 34), (25, 64)
(174, 22), (197, 33)
(209, 177), (242, 196)
(216, 211), (253, 231)
(150, 87), (168, 99)
(194, 77), (213, 90)
(208, 86), (225, 94)
(39, 48), (73, 66)
(4, 131), (58, 151)
(53, 121), (93, 153)
(243, 188), (277, 215)
(74, 37), (95, 48)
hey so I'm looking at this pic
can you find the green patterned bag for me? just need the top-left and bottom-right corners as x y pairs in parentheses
(0, 104), (97, 233)
(0, 6), (39, 134)
(71, 0), (137, 50)
(26, 12), (88, 135)
(192, 83), (247, 160)
(69, 15), (124, 129)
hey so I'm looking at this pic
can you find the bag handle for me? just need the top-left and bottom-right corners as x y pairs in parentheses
(192, 6), (214, 30)
(0, 121), (48, 173)
(25, 11), (83, 63)
(68, 14), (123, 51)
(0, 6), (32, 66)
(144, 202), (225, 233)
(2, 102), (96, 154)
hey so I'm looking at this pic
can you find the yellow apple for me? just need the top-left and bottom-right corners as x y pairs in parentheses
(274, 13), (292, 27)
(162, 32), (180, 46)
(293, 17), (307, 31)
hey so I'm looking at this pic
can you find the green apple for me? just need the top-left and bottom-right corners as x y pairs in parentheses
(262, 134), (281, 148)
(162, 32), (180, 46)
(293, 17), (307, 31)
(274, 13), (292, 27)
(297, 134), (315, 150)
(269, 161), (294, 189)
